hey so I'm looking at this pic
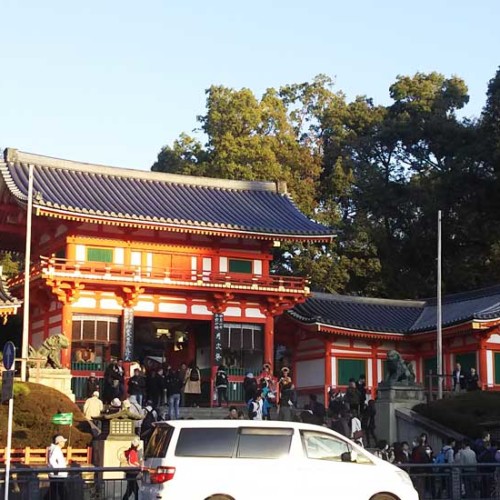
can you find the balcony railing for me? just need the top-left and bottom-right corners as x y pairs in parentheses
(24, 256), (309, 294)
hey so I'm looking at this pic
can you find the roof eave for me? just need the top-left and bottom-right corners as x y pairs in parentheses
(36, 206), (335, 243)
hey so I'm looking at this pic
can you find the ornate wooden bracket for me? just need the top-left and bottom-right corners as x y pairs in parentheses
(116, 285), (145, 308)
(46, 279), (84, 304)
(259, 295), (302, 317)
(209, 292), (234, 314)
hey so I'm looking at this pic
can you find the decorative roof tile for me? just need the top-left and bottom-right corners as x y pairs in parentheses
(0, 149), (333, 241)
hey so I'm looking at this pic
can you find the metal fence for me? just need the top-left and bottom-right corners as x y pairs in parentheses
(399, 462), (500, 499)
(4, 462), (500, 499)
(0, 465), (141, 500)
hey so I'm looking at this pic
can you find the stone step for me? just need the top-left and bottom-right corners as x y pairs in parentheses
(157, 406), (237, 420)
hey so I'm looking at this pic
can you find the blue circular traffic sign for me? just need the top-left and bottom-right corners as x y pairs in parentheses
(2, 341), (15, 371)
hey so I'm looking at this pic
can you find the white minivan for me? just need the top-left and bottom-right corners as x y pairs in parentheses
(140, 420), (418, 500)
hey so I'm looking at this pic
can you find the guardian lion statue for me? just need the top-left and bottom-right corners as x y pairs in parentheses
(385, 350), (416, 385)
(28, 334), (69, 369)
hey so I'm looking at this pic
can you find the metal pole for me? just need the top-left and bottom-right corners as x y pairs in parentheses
(437, 210), (443, 400)
(20, 163), (34, 382)
(4, 396), (14, 500)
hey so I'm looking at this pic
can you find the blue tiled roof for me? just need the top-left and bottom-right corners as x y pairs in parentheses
(0, 149), (333, 241)
(288, 286), (500, 334)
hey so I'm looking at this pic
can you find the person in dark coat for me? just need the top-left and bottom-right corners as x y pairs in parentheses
(466, 367), (480, 391)
(243, 372), (258, 403)
(104, 360), (124, 403)
(127, 368), (146, 406)
(86, 373), (100, 398)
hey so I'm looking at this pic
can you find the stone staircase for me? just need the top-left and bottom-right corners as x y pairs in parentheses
(157, 405), (239, 420)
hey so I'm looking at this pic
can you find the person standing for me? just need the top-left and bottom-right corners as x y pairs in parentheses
(85, 373), (100, 398)
(184, 362), (201, 407)
(452, 363), (466, 392)
(362, 399), (377, 448)
(466, 367), (480, 391)
(127, 368), (146, 406)
(243, 372), (258, 404)
(47, 435), (68, 500)
(122, 437), (142, 500)
(178, 362), (188, 406)
(344, 378), (361, 414)
(83, 391), (104, 433)
(166, 367), (183, 420)
(457, 439), (477, 499)
(356, 374), (367, 412)
(215, 365), (229, 407)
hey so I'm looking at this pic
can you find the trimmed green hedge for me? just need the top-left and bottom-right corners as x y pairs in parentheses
(0, 381), (93, 447)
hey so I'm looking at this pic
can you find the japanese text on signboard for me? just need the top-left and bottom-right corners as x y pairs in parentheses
(213, 313), (224, 364)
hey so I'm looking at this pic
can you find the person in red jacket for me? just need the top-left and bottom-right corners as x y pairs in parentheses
(122, 438), (142, 500)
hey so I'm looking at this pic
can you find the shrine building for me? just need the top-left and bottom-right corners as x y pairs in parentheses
(277, 287), (500, 402)
(0, 148), (332, 402)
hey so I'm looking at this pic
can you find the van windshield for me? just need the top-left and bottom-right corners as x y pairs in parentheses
(145, 425), (174, 459)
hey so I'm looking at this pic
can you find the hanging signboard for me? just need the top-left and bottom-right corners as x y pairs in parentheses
(213, 313), (224, 365)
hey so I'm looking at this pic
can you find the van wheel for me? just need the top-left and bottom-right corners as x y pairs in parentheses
(369, 494), (399, 500)
(204, 495), (235, 500)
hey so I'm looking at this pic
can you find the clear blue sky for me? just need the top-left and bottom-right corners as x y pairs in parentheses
(1, 0), (499, 170)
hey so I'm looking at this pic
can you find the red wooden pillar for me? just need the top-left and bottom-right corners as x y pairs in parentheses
(263, 314), (274, 369)
(61, 302), (72, 368)
(324, 339), (332, 406)
(370, 342), (380, 399)
(478, 337), (488, 390)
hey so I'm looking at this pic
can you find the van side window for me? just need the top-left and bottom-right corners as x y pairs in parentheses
(176, 428), (238, 457)
(300, 431), (351, 461)
(237, 427), (293, 459)
(145, 425), (174, 459)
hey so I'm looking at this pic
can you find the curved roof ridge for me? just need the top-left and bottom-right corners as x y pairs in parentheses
(424, 283), (500, 306)
(4, 148), (279, 193)
(311, 291), (425, 308)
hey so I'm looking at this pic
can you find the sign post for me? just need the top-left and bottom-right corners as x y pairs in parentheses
(2, 341), (16, 500)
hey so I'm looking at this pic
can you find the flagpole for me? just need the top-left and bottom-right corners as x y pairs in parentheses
(21, 163), (34, 382)
(437, 210), (443, 400)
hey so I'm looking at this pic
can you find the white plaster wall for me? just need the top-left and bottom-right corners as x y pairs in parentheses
(377, 359), (383, 384)
(114, 248), (124, 265)
(76, 245), (85, 262)
(219, 257), (228, 272)
(146, 253), (153, 272)
(245, 308), (265, 318)
(159, 303), (188, 314)
(487, 350), (494, 386)
(100, 298), (120, 310)
(367, 359), (373, 387)
(131, 251), (141, 266)
(296, 359), (324, 388)
(191, 305), (211, 315)
(225, 307), (242, 317)
(72, 297), (97, 309)
(253, 260), (262, 275)
(331, 357), (337, 386)
(489, 334), (500, 344)
(135, 301), (155, 312)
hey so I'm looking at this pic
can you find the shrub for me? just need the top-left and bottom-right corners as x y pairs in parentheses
(0, 381), (92, 448)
